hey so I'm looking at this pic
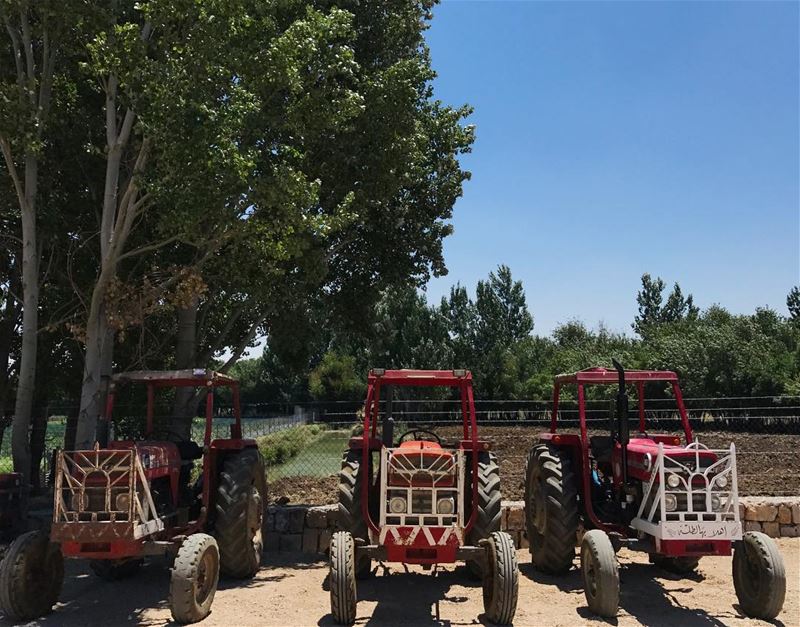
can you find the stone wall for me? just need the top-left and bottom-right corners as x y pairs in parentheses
(265, 497), (800, 554)
(740, 496), (800, 538)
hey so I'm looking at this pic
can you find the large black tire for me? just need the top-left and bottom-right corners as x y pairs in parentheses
(90, 558), (143, 580)
(580, 529), (619, 619)
(0, 530), (64, 621)
(733, 531), (786, 620)
(170, 533), (220, 624)
(329, 530), (357, 625)
(482, 531), (519, 625)
(215, 447), (267, 578)
(650, 554), (700, 575)
(466, 451), (502, 577)
(524, 443), (579, 574)
(337, 450), (371, 579)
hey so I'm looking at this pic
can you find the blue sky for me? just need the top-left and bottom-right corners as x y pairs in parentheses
(423, 0), (799, 335)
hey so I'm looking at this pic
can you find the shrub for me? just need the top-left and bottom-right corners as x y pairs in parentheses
(257, 424), (325, 466)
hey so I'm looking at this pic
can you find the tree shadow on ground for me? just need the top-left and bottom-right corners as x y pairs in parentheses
(318, 562), (489, 627)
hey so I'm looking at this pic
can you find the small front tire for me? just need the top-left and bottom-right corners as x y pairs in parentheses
(482, 531), (519, 625)
(329, 531), (357, 625)
(733, 531), (786, 620)
(0, 530), (63, 622)
(170, 533), (220, 624)
(580, 529), (619, 618)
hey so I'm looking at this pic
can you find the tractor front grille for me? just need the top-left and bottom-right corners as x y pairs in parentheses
(411, 491), (432, 514)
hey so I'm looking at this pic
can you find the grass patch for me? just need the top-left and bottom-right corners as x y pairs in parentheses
(257, 423), (326, 467)
(267, 429), (351, 480)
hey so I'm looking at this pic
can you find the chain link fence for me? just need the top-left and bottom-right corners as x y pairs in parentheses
(2, 396), (798, 501)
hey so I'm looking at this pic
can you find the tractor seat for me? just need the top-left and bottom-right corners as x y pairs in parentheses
(175, 441), (203, 461)
(589, 436), (614, 464)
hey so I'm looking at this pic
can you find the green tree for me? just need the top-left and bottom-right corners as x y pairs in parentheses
(787, 286), (800, 323)
(633, 273), (698, 337)
(308, 351), (365, 401)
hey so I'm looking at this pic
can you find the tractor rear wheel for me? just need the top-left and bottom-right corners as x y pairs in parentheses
(733, 531), (786, 620)
(524, 443), (579, 574)
(482, 531), (519, 625)
(466, 451), (502, 577)
(0, 530), (63, 621)
(580, 529), (619, 619)
(215, 447), (267, 578)
(650, 554), (700, 574)
(170, 533), (220, 624)
(329, 530), (357, 625)
(90, 558), (143, 580)
(338, 450), (372, 579)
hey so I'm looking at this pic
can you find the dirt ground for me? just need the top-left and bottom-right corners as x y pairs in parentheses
(5, 538), (797, 627)
(270, 427), (800, 504)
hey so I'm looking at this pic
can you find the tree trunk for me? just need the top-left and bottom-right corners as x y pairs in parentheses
(11, 153), (38, 482)
(29, 396), (48, 493)
(75, 299), (113, 449)
(171, 298), (199, 440)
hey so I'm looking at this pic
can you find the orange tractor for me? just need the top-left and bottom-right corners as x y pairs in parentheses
(0, 369), (267, 623)
(330, 369), (519, 625)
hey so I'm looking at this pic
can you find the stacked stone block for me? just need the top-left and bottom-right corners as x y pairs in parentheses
(264, 497), (800, 554)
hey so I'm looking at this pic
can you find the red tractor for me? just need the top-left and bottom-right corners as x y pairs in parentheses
(330, 369), (519, 625)
(524, 361), (786, 620)
(0, 369), (267, 624)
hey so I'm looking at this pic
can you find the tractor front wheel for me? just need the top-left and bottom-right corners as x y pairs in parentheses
(215, 447), (267, 578)
(0, 530), (63, 621)
(525, 443), (579, 574)
(329, 530), (357, 625)
(482, 531), (519, 625)
(90, 558), (143, 580)
(580, 529), (619, 619)
(170, 533), (220, 624)
(733, 531), (786, 620)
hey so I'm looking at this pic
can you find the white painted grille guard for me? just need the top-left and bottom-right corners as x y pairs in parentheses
(53, 446), (165, 540)
(373, 446), (465, 544)
(631, 441), (742, 541)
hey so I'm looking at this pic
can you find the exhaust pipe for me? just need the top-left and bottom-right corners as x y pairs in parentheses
(611, 359), (630, 487)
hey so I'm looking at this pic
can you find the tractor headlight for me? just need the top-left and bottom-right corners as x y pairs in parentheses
(437, 497), (454, 514)
(711, 495), (723, 511)
(666, 473), (681, 489)
(716, 475), (728, 489)
(664, 493), (678, 512)
(115, 492), (131, 511)
(643, 454), (652, 471)
(389, 496), (407, 514)
(70, 492), (88, 511)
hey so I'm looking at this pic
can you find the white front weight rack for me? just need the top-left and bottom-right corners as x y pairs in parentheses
(631, 440), (742, 542)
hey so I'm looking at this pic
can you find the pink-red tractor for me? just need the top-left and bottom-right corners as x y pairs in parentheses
(0, 369), (267, 624)
(524, 361), (786, 619)
(330, 369), (518, 625)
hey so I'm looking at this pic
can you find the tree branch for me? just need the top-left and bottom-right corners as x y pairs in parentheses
(3, 17), (26, 97)
(18, 4), (35, 107)
(0, 135), (28, 214)
(116, 233), (181, 263)
(219, 315), (267, 373)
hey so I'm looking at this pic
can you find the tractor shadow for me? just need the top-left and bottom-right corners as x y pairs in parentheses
(620, 562), (787, 627)
(318, 563), (483, 626)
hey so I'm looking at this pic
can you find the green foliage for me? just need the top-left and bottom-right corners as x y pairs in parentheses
(788, 286), (800, 323)
(256, 423), (325, 466)
(633, 273), (698, 337)
(308, 352), (365, 401)
(241, 267), (800, 403)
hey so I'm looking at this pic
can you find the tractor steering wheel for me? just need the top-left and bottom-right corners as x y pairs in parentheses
(397, 429), (442, 445)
